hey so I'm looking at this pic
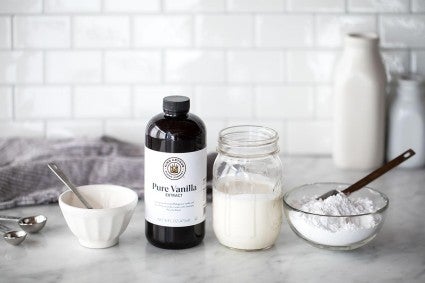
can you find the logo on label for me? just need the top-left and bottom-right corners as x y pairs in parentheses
(163, 157), (186, 180)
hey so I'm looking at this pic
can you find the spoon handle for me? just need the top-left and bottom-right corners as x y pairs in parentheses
(0, 215), (20, 221)
(48, 162), (93, 209)
(0, 223), (13, 233)
(342, 149), (416, 196)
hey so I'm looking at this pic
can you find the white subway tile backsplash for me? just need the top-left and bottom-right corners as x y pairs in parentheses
(0, 0), (42, 14)
(287, 120), (332, 154)
(381, 15), (425, 48)
(46, 120), (103, 138)
(134, 16), (192, 47)
(315, 86), (333, 119)
(46, 51), (101, 83)
(412, 0), (425, 12)
(104, 0), (161, 12)
(74, 86), (131, 118)
(195, 86), (253, 118)
(348, 0), (409, 13)
(15, 86), (71, 119)
(0, 87), (13, 119)
(227, 0), (284, 12)
(411, 51), (425, 75)
(287, 51), (336, 83)
(227, 51), (285, 83)
(134, 85), (194, 118)
(105, 119), (147, 144)
(204, 119), (226, 152)
(287, 0), (343, 12)
(0, 51), (42, 83)
(0, 122), (44, 138)
(105, 51), (161, 83)
(256, 15), (313, 47)
(165, 50), (225, 83)
(0, 1), (423, 155)
(44, 0), (101, 13)
(381, 50), (410, 79)
(0, 17), (11, 48)
(255, 86), (314, 119)
(196, 15), (253, 47)
(315, 15), (376, 47)
(74, 16), (129, 48)
(165, 0), (225, 12)
(13, 16), (70, 48)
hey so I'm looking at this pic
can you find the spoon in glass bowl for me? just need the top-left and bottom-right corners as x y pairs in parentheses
(0, 215), (47, 233)
(317, 149), (416, 200)
(0, 223), (27, 245)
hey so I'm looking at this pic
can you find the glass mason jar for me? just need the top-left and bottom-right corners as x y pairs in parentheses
(212, 125), (283, 250)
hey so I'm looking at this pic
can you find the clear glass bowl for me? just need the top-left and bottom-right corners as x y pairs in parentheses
(283, 182), (389, 250)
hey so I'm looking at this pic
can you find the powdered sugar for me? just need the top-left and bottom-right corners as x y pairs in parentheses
(289, 192), (384, 247)
(300, 192), (375, 216)
(297, 192), (379, 232)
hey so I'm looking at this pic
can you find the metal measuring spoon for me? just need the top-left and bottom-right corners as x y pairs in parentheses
(0, 223), (27, 245)
(47, 162), (93, 209)
(0, 215), (47, 233)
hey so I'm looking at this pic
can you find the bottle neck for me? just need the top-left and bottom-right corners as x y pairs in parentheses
(164, 111), (189, 118)
(396, 74), (425, 101)
(343, 33), (380, 55)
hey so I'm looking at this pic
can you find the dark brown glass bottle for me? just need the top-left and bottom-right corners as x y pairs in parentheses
(144, 96), (206, 249)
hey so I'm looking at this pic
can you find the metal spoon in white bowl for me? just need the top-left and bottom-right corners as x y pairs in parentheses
(47, 162), (93, 209)
(0, 223), (27, 245)
(0, 215), (47, 233)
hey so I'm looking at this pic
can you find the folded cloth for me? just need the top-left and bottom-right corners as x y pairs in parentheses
(0, 136), (144, 210)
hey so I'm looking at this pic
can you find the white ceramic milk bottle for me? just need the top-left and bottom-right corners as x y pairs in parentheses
(333, 33), (387, 169)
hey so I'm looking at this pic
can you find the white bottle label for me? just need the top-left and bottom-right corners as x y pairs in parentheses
(144, 147), (207, 227)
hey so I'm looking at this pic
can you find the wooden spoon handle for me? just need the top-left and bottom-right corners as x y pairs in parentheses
(342, 149), (416, 196)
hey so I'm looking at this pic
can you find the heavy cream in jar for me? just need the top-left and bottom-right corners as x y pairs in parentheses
(212, 125), (283, 250)
(213, 176), (283, 250)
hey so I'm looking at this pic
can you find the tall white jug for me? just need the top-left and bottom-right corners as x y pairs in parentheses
(333, 33), (387, 169)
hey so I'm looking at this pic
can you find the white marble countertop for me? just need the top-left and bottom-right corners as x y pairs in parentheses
(2, 157), (425, 283)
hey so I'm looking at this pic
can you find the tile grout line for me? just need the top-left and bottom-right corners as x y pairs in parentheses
(129, 14), (135, 48)
(42, 50), (46, 84)
(70, 85), (75, 119)
(70, 15), (74, 49)
(252, 85), (257, 120)
(130, 85), (135, 118)
(11, 85), (15, 121)
(191, 13), (195, 48)
(100, 0), (105, 13)
(10, 15), (14, 50)
(43, 119), (47, 138)
(160, 49), (165, 84)
(101, 50), (105, 83)
(252, 13), (257, 48)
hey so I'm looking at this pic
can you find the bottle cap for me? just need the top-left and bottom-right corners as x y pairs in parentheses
(163, 96), (190, 114)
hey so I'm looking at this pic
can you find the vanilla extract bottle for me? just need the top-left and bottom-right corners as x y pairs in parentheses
(144, 96), (206, 249)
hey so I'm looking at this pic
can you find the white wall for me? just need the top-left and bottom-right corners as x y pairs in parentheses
(0, 0), (424, 154)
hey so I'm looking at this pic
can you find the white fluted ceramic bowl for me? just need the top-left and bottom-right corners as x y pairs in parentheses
(59, 184), (138, 249)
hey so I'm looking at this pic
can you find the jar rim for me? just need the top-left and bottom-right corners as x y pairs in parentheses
(219, 125), (278, 148)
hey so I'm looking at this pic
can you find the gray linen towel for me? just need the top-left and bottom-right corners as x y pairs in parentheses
(0, 136), (144, 210)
